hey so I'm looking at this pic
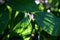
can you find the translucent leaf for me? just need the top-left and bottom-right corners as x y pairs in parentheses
(9, 17), (32, 40)
(13, 17), (32, 35)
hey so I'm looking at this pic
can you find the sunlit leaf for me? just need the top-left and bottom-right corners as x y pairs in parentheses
(13, 16), (32, 35)
(9, 17), (32, 40)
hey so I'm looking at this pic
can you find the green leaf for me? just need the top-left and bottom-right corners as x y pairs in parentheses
(7, 0), (39, 12)
(0, 4), (9, 35)
(9, 17), (32, 40)
(35, 12), (60, 36)
(13, 17), (32, 35)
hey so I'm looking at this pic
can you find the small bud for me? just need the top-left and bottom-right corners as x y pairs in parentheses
(24, 12), (28, 17)
(35, 0), (48, 5)
(28, 13), (35, 21)
(35, 0), (40, 4)
(45, 0), (48, 3)
(30, 14), (35, 21)
(31, 33), (34, 36)
(47, 9), (51, 13)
